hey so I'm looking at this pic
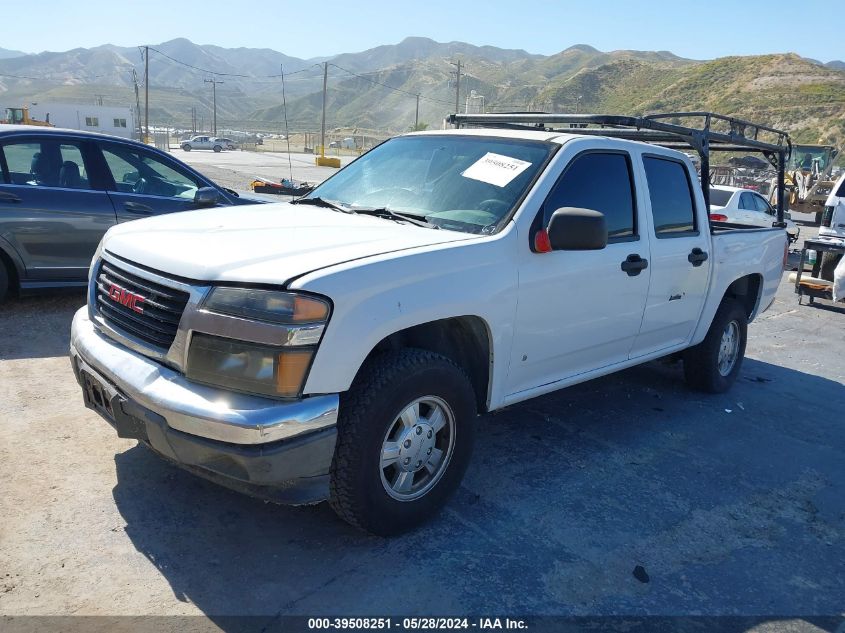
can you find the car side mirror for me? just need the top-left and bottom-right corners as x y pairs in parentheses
(194, 187), (219, 208)
(546, 207), (607, 250)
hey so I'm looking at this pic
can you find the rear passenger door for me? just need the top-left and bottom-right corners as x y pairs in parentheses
(630, 154), (711, 357)
(0, 137), (116, 281)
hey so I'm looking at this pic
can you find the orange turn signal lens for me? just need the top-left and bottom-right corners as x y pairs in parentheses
(293, 296), (330, 322)
(276, 350), (314, 397)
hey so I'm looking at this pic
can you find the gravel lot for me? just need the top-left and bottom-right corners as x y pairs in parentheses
(1, 150), (843, 626)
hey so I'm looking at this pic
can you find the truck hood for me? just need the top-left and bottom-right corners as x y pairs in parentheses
(102, 202), (476, 284)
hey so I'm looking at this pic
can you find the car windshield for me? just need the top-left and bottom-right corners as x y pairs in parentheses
(303, 135), (555, 233)
(709, 189), (734, 207)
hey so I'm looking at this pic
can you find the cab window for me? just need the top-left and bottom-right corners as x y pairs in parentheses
(543, 152), (636, 241)
(643, 156), (697, 237)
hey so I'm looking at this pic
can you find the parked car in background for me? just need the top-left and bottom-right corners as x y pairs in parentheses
(0, 125), (262, 302)
(709, 184), (799, 243)
(180, 135), (225, 152)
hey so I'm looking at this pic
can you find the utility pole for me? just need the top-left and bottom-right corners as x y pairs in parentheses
(320, 61), (328, 157)
(450, 60), (462, 114)
(204, 77), (223, 135)
(144, 45), (149, 143)
(415, 93), (420, 129)
(131, 69), (142, 140)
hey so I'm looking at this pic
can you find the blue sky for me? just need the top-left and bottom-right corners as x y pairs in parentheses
(5, 0), (844, 62)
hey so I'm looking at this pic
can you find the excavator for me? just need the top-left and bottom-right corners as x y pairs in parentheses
(0, 107), (53, 127)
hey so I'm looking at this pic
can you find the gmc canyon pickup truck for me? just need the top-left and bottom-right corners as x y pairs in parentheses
(70, 120), (788, 535)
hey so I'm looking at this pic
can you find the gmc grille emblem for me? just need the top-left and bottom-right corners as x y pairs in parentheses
(108, 282), (145, 314)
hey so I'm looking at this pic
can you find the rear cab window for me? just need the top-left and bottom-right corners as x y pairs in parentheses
(642, 156), (697, 237)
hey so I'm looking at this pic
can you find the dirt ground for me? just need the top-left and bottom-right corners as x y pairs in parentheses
(0, 188), (843, 626)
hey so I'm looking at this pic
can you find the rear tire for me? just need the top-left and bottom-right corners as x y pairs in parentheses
(213, 145), (222, 153)
(329, 348), (476, 536)
(683, 298), (747, 393)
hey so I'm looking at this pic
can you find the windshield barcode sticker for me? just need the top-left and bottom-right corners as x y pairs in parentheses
(461, 152), (532, 187)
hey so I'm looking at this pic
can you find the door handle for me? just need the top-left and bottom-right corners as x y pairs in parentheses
(0, 191), (21, 203)
(621, 254), (648, 276)
(688, 247), (709, 267)
(124, 201), (153, 214)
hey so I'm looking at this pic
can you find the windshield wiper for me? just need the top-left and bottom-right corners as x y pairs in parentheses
(351, 207), (438, 229)
(290, 197), (353, 213)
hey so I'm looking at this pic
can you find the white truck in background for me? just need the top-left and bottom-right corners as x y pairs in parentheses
(180, 135), (224, 152)
(70, 113), (789, 535)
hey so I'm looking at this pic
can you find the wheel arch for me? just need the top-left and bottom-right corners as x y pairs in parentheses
(690, 272), (764, 347)
(355, 316), (493, 413)
(0, 238), (25, 294)
(724, 273), (763, 320)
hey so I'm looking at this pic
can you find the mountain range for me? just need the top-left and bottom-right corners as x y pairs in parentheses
(1, 37), (843, 149)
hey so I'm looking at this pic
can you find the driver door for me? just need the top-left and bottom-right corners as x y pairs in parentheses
(98, 142), (205, 222)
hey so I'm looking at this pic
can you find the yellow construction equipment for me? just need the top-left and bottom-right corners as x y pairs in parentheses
(1, 107), (53, 127)
(778, 144), (839, 223)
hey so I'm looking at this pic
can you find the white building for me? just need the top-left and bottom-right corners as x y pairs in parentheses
(26, 103), (137, 139)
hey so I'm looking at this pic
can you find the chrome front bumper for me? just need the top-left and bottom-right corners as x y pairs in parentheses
(70, 307), (339, 445)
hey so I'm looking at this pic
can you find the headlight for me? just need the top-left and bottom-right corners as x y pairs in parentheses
(188, 288), (330, 398)
(186, 334), (313, 399)
(203, 287), (329, 324)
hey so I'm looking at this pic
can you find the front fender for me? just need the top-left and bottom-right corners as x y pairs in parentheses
(291, 233), (519, 410)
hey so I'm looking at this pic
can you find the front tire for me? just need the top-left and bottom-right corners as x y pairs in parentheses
(0, 262), (9, 303)
(683, 298), (748, 393)
(213, 145), (222, 153)
(182, 145), (191, 151)
(329, 349), (476, 536)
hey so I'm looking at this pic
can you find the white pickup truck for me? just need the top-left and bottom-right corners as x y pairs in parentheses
(70, 124), (788, 535)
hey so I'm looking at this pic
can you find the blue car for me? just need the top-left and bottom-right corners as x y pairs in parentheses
(0, 125), (262, 301)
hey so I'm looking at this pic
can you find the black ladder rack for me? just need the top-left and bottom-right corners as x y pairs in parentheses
(448, 111), (792, 225)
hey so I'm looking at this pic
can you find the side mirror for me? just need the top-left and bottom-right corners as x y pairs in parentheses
(546, 207), (607, 251)
(194, 187), (219, 208)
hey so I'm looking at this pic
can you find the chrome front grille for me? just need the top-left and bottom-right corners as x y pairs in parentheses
(95, 260), (190, 350)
